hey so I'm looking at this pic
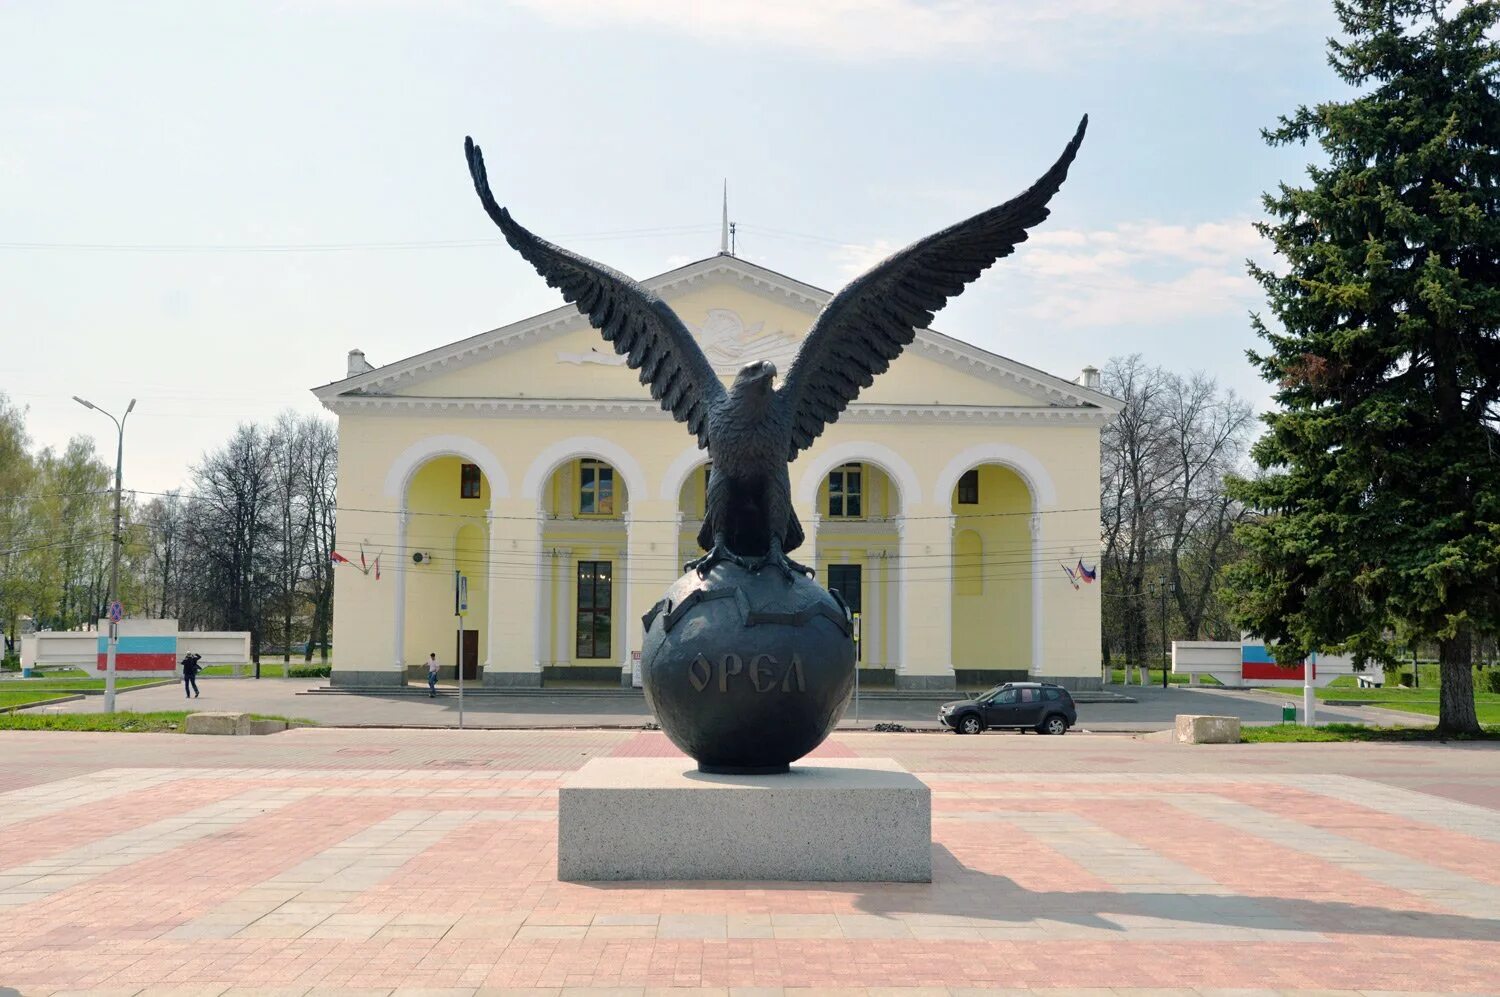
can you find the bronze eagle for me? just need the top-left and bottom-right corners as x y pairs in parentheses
(464, 116), (1087, 579)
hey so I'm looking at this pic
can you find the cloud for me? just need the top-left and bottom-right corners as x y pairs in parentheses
(1010, 218), (1269, 327)
(831, 239), (898, 277)
(506, 0), (1314, 62)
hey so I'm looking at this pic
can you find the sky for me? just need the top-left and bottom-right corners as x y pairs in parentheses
(1, 0), (1345, 494)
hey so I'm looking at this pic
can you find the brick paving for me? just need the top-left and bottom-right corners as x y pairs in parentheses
(0, 729), (1495, 995)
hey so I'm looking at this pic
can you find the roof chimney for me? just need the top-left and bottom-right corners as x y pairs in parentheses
(1081, 365), (1100, 390)
(347, 349), (374, 378)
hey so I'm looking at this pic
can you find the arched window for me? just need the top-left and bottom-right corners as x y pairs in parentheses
(578, 459), (615, 516)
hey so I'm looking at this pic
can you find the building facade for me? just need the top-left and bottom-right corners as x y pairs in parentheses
(316, 255), (1120, 690)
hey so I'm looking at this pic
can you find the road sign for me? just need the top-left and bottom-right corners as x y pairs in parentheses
(454, 572), (468, 617)
(108, 601), (123, 623)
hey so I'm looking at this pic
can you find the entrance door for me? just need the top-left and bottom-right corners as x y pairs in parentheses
(455, 629), (479, 681)
(827, 563), (862, 661)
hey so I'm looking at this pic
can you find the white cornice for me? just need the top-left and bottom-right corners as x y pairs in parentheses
(310, 254), (1122, 415)
(319, 394), (1113, 425)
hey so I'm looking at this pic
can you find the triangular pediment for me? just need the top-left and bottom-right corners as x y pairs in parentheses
(313, 255), (1119, 414)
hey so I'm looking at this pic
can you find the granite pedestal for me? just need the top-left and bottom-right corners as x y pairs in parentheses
(558, 757), (931, 882)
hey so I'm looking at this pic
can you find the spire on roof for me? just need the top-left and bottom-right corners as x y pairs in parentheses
(719, 180), (730, 256)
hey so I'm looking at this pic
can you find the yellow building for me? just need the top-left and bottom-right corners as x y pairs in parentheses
(315, 254), (1120, 691)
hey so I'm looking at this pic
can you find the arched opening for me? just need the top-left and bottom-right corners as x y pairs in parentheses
(675, 459), (713, 570)
(813, 460), (901, 681)
(539, 457), (630, 684)
(950, 464), (1034, 686)
(401, 456), (491, 684)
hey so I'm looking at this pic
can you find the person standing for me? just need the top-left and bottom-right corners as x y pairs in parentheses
(426, 652), (439, 698)
(182, 652), (202, 699)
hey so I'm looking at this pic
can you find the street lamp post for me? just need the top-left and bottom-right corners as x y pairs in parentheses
(73, 395), (135, 714)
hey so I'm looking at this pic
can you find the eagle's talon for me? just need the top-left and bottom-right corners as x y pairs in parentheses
(768, 554), (814, 581)
(685, 541), (749, 577)
(762, 537), (814, 581)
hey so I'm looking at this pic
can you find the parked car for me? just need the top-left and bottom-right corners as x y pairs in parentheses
(939, 682), (1076, 735)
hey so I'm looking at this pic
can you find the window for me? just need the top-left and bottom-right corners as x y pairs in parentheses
(1019, 687), (1038, 703)
(827, 564), (862, 661)
(957, 468), (979, 505)
(827, 463), (862, 518)
(579, 460), (615, 516)
(995, 689), (1018, 705)
(1042, 687), (1061, 701)
(460, 463), (481, 499)
(576, 561), (612, 659)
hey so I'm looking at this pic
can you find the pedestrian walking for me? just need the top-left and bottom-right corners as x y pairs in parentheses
(426, 652), (439, 698)
(182, 652), (202, 699)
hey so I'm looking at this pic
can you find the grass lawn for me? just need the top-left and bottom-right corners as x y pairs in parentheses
(1257, 684), (1500, 724)
(1242, 722), (1500, 743)
(0, 711), (317, 732)
(200, 663), (331, 678)
(1110, 668), (1222, 686)
(0, 673), (171, 711)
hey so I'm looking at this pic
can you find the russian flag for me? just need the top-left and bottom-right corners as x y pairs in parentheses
(97, 634), (179, 671)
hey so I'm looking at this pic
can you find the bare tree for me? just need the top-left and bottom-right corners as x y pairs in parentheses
(1159, 372), (1254, 639)
(1100, 356), (1180, 670)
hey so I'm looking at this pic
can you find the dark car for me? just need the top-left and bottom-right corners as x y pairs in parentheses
(939, 682), (1077, 735)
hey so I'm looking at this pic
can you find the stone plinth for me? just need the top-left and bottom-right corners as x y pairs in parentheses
(1174, 714), (1241, 744)
(558, 757), (931, 882)
(185, 712), (251, 735)
(184, 712), (287, 735)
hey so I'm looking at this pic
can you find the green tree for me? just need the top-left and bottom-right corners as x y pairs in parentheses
(0, 393), (38, 655)
(1229, 0), (1500, 734)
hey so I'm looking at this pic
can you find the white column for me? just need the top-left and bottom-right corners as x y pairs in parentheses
(532, 511), (547, 671)
(483, 509), (496, 669)
(393, 510), (408, 669)
(805, 513), (821, 573)
(1030, 511), (1044, 676)
(619, 508), (635, 680)
(553, 548), (570, 667)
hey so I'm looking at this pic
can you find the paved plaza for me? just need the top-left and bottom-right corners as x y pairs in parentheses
(0, 728), (1496, 995)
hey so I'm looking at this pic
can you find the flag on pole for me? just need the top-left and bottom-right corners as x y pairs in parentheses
(331, 551), (353, 567)
(373, 555), (381, 581)
(1077, 559), (1097, 584)
(1060, 562), (1080, 590)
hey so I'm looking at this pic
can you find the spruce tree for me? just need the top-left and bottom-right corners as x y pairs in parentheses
(1229, 0), (1500, 734)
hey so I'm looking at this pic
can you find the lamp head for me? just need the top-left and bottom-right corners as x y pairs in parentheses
(72, 396), (96, 411)
(125, 398), (136, 415)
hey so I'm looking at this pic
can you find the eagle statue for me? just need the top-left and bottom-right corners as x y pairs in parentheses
(464, 117), (1087, 581)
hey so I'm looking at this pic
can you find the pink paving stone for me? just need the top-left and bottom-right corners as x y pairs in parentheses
(1072, 795), (1457, 916)
(1216, 780), (1500, 886)
(0, 733), (1498, 993)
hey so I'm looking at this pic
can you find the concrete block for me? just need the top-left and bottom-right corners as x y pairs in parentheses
(558, 757), (931, 882)
(248, 718), (287, 735)
(1174, 714), (1241, 744)
(185, 712), (251, 735)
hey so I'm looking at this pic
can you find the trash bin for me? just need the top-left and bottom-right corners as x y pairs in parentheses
(1281, 704), (1297, 724)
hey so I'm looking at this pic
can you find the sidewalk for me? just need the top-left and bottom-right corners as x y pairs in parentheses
(31, 677), (1422, 732)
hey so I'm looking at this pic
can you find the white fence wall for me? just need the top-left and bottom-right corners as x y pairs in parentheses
(19, 626), (250, 676)
(1172, 639), (1369, 688)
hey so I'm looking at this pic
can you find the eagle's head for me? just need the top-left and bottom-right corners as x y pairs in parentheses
(733, 360), (777, 395)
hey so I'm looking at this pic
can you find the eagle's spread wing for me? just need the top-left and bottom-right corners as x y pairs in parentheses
(777, 115), (1088, 460)
(465, 137), (726, 446)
